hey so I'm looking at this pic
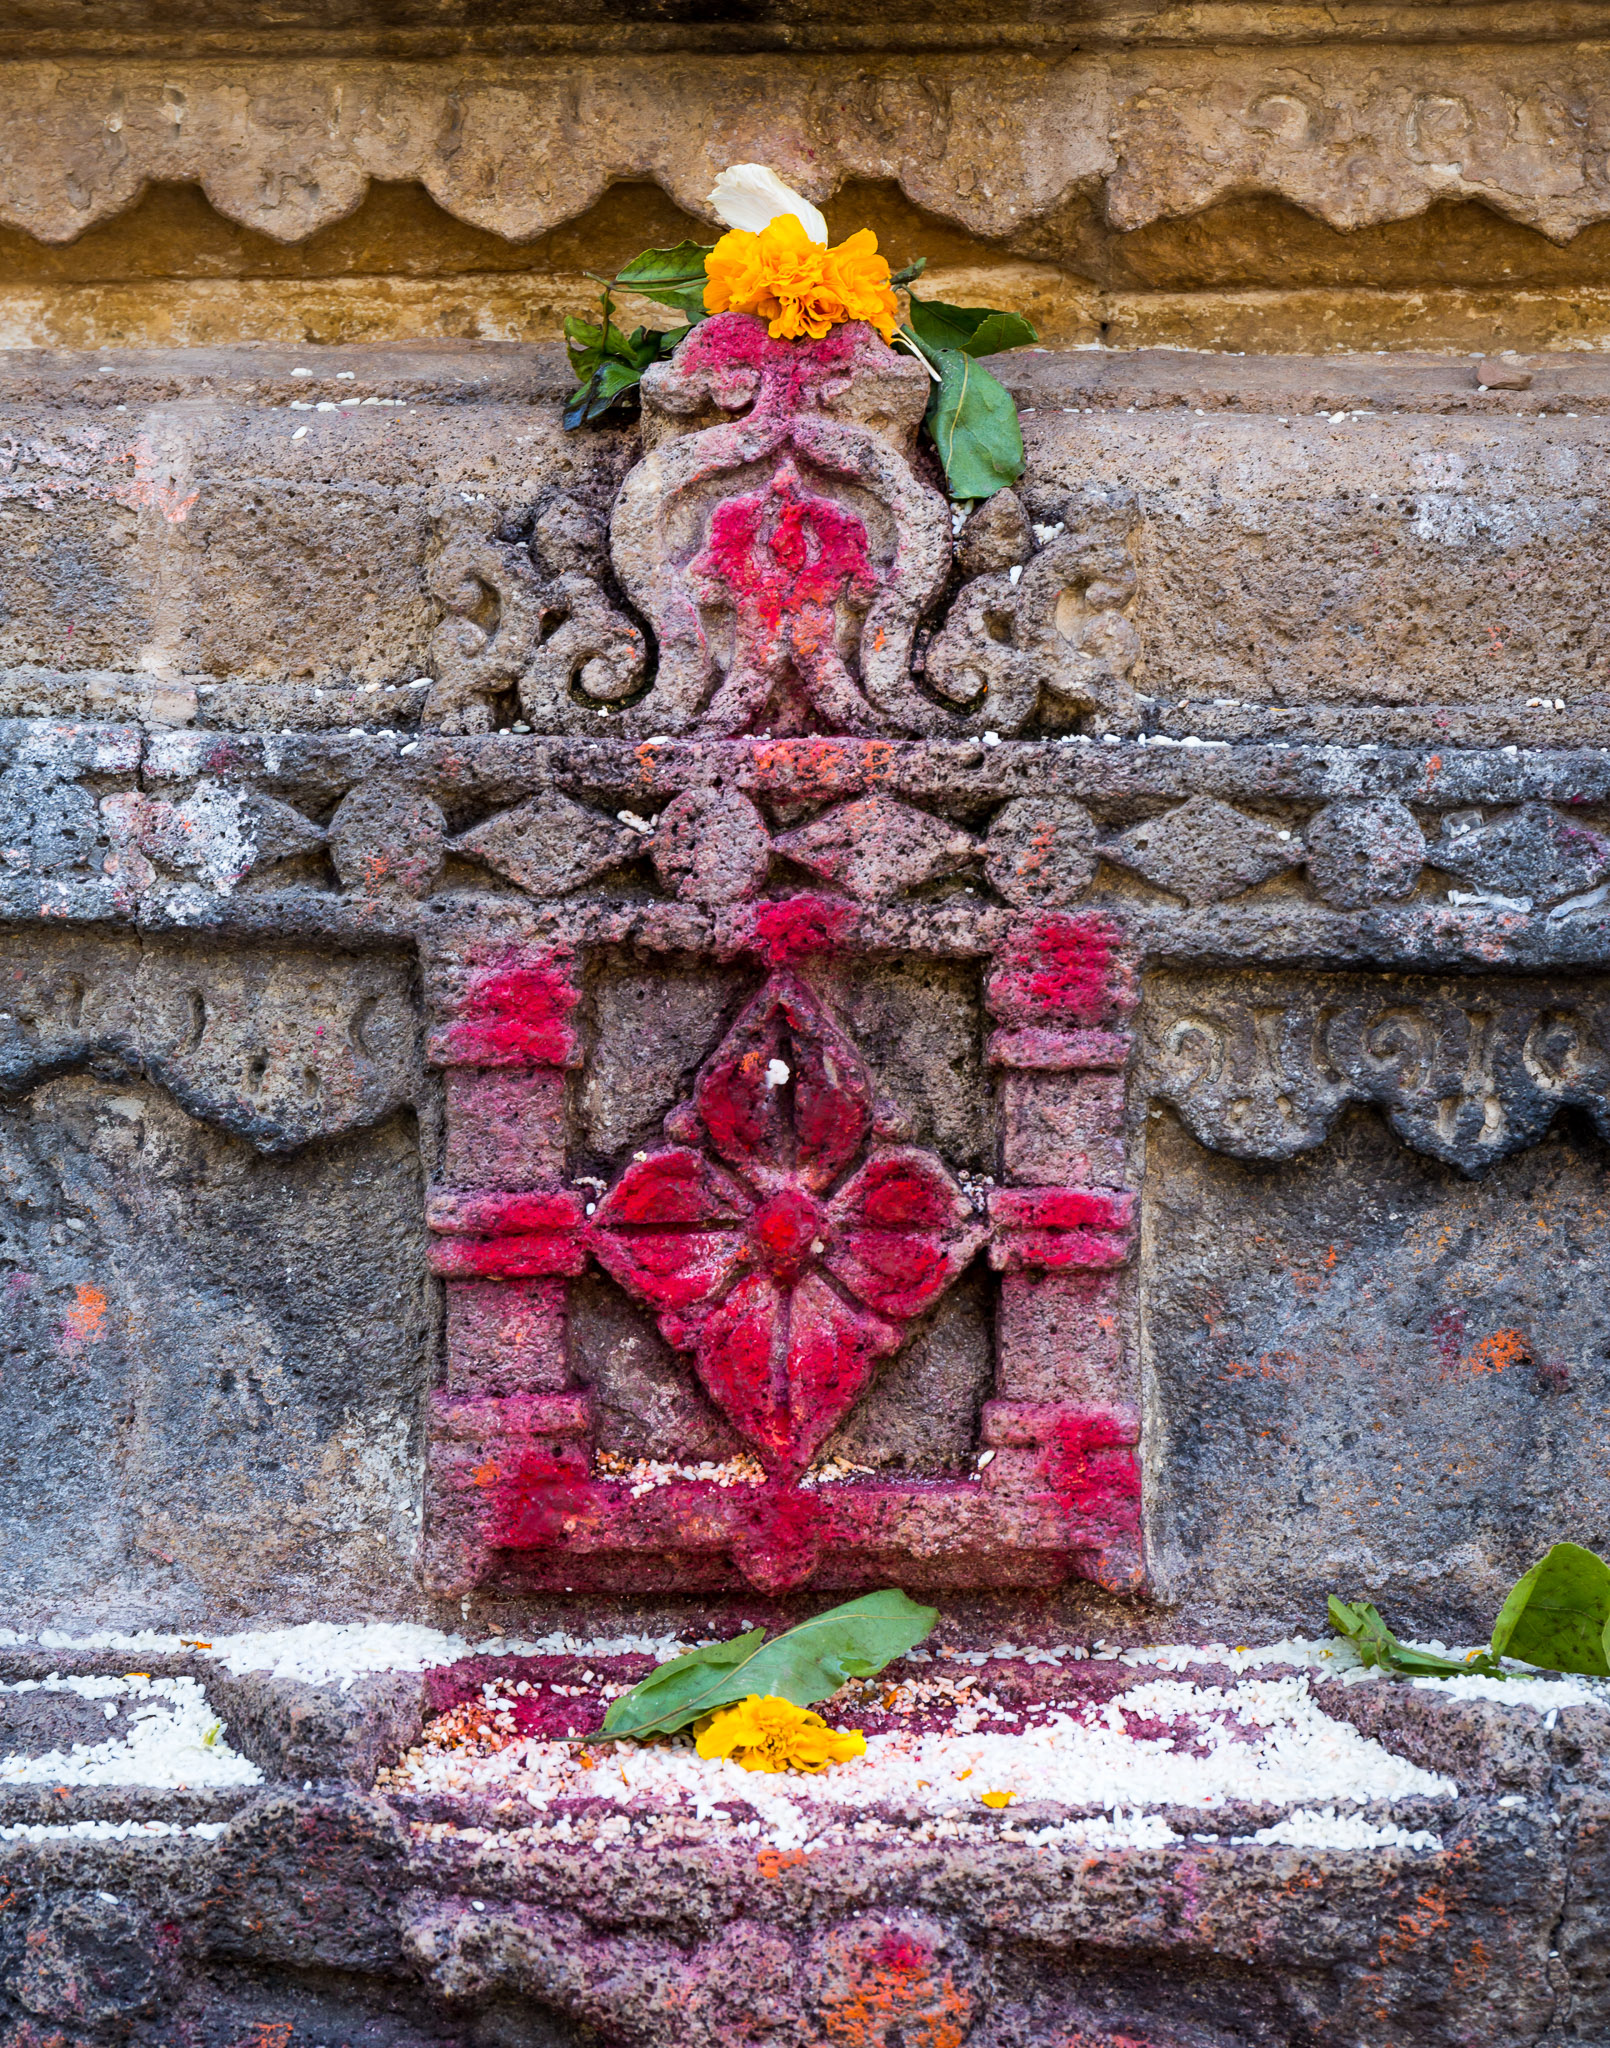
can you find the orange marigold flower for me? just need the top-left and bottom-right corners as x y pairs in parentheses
(820, 228), (900, 341)
(694, 1694), (868, 1773)
(703, 216), (899, 344)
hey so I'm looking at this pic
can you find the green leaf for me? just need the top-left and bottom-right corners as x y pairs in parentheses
(1490, 1542), (1610, 1676)
(611, 241), (716, 323)
(923, 346), (1025, 501)
(1326, 1596), (1489, 1678)
(600, 1589), (938, 1740)
(564, 355), (649, 430)
(906, 293), (1037, 357)
(890, 258), (928, 289)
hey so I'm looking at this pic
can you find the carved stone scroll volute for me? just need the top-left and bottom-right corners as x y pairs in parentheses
(926, 529), (1142, 734)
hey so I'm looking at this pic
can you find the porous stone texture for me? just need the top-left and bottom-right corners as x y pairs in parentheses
(0, 1636), (1601, 2048)
(8, 314), (1610, 2039)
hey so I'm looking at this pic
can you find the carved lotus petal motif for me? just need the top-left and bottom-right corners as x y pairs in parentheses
(678, 1268), (901, 1473)
(824, 1150), (988, 1320)
(696, 972), (872, 1194)
(588, 970), (982, 1473)
(589, 1148), (751, 1313)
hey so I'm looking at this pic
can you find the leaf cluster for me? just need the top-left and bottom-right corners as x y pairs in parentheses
(563, 242), (713, 427)
(598, 1588), (938, 1742)
(1329, 1541), (1610, 1680)
(561, 242), (1038, 501)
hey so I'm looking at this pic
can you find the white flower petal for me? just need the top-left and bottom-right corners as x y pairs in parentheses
(707, 164), (828, 245)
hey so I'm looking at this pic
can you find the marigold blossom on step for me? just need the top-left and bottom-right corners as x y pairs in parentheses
(693, 1694), (867, 1773)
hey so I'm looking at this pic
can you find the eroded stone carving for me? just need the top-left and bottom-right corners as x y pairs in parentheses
(1426, 801), (1610, 910)
(925, 531), (1141, 734)
(773, 795), (975, 901)
(450, 794), (640, 896)
(984, 796), (1099, 907)
(650, 788), (772, 905)
(0, 933), (419, 1150)
(1303, 797), (1425, 909)
(425, 524), (646, 736)
(611, 315), (951, 737)
(1104, 797), (1299, 906)
(328, 782), (446, 899)
(1146, 968), (1610, 1172)
(5, 52), (1609, 250)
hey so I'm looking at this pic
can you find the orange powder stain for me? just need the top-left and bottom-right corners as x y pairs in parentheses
(756, 1847), (809, 1878)
(62, 1284), (107, 1343)
(1461, 1329), (1531, 1376)
(818, 1963), (972, 2048)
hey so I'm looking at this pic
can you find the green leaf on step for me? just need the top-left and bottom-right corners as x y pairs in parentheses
(905, 293), (1037, 357)
(599, 1589), (938, 1741)
(1490, 1542), (1610, 1676)
(612, 241), (716, 323)
(923, 346), (1026, 501)
(890, 258), (928, 289)
(1326, 1596), (1489, 1678)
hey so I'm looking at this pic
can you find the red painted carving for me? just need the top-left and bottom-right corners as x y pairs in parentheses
(747, 894), (857, 966)
(591, 972), (986, 1475)
(988, 1184), (1134, 1272)
(987, 915), (1134, 1031)
(428, 948), (581, 1067)
(610, 311), (952, 737)
(688, 459), (881, 732)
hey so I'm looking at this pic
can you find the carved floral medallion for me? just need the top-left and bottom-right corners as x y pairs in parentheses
(590, 972), (986, 1475)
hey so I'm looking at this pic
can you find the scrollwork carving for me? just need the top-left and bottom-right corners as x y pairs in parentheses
(925, 530), (1141, 735)
(424, 509), (647, 734)
(1146, 970), (1610, 1174)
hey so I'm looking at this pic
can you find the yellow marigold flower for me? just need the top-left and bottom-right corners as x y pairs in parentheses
(820, 229), (900, 343)
(694, 1694), (868, 1773)
(703, 216), (899, 345)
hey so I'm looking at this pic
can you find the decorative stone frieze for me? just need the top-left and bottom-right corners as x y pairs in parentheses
(5, 47), (1610, 249)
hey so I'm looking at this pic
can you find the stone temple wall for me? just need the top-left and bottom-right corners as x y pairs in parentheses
(3, 9), (1610, 2047)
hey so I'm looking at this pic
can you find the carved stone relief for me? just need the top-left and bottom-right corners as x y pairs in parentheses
(5, 50), (1609, 249)
(423, 910), (1141, 1596)
(925, 524), (1141, 735)
(1145, 967), (1610, 1173)
(0, 931), (420, 1151)
(424, 509), (647, 737)
(420, 321), (1144, 741)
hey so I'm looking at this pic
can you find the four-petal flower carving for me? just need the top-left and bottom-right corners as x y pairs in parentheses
(591, 973), (986, 1475)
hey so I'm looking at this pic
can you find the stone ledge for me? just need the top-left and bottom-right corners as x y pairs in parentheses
(0, 1632), (1598, 2044)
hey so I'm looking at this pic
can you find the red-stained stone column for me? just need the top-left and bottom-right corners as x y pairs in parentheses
(422, 942), (589, 1593)
(985, 915), (1143, 1588)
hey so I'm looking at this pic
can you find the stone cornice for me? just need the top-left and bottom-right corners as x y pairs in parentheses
(2, 44), (1608, 248)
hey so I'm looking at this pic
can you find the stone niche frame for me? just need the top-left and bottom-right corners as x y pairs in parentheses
(419, 838), (1144, 1601)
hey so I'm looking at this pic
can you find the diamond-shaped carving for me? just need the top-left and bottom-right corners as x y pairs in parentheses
(1102, 797), (1300, 907)
(244, 791), (326, 869)
(772, 795), (975, 901)
(450, 794), (640, 896)
(1427, 801), (1610, 909)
